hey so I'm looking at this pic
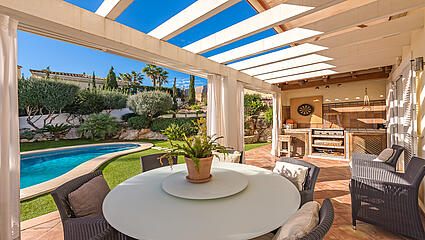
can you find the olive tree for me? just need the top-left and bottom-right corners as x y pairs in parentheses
(18, 78), (79, 130)
(127, 90), (172, 126)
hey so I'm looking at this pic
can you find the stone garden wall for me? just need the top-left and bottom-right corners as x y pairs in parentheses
(244, 116), (272, 144)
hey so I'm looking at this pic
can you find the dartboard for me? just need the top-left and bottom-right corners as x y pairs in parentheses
(297, 104), (314, 116)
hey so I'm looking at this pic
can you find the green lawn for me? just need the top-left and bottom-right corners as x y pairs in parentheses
(20, 139), (270, 221)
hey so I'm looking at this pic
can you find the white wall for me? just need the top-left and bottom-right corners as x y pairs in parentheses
(19, 108), (132, 130)
(281, 78), (387, 106)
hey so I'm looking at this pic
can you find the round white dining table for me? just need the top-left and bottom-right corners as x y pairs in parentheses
(103, 162), (300, 240)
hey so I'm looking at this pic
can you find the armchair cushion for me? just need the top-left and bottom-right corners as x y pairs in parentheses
(213, 151), (241, 163)
(272, 201), (320, 240)
(68, 175), (110, 218)
(374, 148), (395, 163)
(273, 161), (309, 191)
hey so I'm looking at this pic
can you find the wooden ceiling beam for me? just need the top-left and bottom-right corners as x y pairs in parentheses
(279, 70), (389, 90)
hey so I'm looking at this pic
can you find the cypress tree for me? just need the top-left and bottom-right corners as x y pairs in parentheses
(105, 66), (118, 89)
(92, 71), (96, 90)
(172, 78), (178, 110)
(188, 75), (195, 105)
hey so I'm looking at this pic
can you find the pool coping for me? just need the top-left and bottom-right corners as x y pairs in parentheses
(20, 142), (153, 201)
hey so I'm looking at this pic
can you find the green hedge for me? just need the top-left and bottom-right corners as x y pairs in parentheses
(151, 117), (199, 135)
(127, 116), (150, 130)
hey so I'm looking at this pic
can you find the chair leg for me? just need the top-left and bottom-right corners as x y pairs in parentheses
(352, 219), (357, 230)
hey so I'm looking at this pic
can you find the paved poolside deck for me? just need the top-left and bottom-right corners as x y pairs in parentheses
(21, 144), (422, 239)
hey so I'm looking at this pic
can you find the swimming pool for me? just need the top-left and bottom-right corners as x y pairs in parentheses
(20, 144), (139, 189)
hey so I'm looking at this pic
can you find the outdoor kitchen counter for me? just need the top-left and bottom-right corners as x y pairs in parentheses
(280, 129), (387, 158)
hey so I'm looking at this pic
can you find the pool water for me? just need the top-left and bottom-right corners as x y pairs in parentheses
(20, 144), (139, 189)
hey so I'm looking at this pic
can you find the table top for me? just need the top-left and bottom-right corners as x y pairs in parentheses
(103, 162), (301, 240)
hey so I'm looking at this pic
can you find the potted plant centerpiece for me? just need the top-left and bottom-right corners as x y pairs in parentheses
(161, 121), (228, 183)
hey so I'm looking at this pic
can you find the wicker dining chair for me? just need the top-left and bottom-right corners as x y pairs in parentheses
(51, 171), (134, 240)
(252, 199), (334, 240)
(350, 156), (425, 240)
(280, 157), (320, 206)
(299, 199), (334, 240)
(351, 144), (405, 172)
(227, 150), (244, 163)
(140, 153), (178, 172)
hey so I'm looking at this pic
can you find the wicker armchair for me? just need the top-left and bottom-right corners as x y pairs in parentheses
(51, 171), (133, 240)
(252, 199), (334, 240)
(351, 144), (405, 172)
(280, 157), (320, 206)
(350, 156), (425, 240)
(140, 153), (178, 172)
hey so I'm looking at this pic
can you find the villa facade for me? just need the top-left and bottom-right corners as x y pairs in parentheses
(29, 69), (127, 89)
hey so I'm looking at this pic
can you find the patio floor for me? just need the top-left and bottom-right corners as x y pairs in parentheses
(21, 144), (421, 240)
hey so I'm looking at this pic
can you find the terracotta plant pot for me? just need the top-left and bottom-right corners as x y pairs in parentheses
(185, 156), (213, 183)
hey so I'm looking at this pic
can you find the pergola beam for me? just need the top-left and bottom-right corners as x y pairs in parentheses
(243, 54), (333, 76)
(301, 0), (425, 36)
(209, 28), (322, 64)
(184, 3), (317, 54)
(228, 11), (422, 71)
(95, 0), (134, 20)
(227, 43), (327, 70)
(266, 47), (401, 84)
(149, 0), (242, 41)
(279, 70), (389, 90)
(209, 0), (423, 64)
(0, 0), (280, 93)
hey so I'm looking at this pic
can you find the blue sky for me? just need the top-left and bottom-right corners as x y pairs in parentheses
(17, 0), (276, 88)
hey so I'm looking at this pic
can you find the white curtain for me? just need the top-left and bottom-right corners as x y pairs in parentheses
(207, 75), (244, 152)
(271, 92), (282, 156)
(0, 14), (20, 240)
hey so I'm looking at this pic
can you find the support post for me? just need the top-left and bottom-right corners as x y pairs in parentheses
(271, 92), (282, 156)
(0, 14), (20, 240)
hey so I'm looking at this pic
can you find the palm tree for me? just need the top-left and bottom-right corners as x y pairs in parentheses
(142, 64), (159, 87)
(157, 69), (169, 87)
(119, 71), (143, 94)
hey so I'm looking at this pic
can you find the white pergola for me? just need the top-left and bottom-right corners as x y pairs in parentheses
(1, 0), (425, 239)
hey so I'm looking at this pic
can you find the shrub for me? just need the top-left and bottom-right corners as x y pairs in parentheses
(127, 90), (173, 124)
(20, 129), (35, 140)
(193, 117), (207, 136)
(65, 89), (105, 116)
(244, 94), (265, 116)
(18, 78), (79, 130)
(127, 116), (149, 130)
(151, 117), (199, 135)
(162, 124), (185, 140)
(79, 114), (120, 140)
(265, 108), (273, 124)
(41, 123), (72, 140)
(98, 89), (127, 112)
(190, 105), (201, 110)
(121, 112), (139, 122)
